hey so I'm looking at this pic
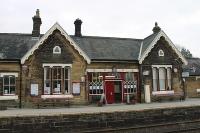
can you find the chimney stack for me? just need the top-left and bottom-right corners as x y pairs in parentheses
(74, 18), (82, 37)
(32, 9), (42, 38)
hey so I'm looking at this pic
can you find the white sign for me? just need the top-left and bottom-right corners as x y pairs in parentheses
(44, 87), (50, 94)
(31, 84), (38, 96)
(73, 83), (80, 95)
(182, 72), (189, 77)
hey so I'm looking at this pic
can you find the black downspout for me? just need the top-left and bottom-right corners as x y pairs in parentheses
(139, 64), (143, 103)
(19, 64), (22, 108)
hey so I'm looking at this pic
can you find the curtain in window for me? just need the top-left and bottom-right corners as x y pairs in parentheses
(167, 68), (171, 90)
(152, 68), (158, 91)
(159, 68), (166, 91)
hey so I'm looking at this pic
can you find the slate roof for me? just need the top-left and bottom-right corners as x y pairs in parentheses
(0, 33), (37, 59)
(71, 36), (142, 61)
(183, 58), (200, 76)
(0, 33), (143, 61)
(141, 32), (159, 56)
(0, 32), (199, 76)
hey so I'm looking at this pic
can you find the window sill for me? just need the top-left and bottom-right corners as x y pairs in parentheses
(152, 90), (174, 96)
(0, 95), (18, 100)
(41, 94), (73, 99)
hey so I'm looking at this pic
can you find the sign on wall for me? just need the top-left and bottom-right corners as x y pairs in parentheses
(72, 82), (80, 95)
(31, 84), (39, 96)
(182, 72), (189, 77)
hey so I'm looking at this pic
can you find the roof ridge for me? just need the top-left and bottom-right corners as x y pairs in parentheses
(143, 33), (157, 40)
(70, 35), (143, 41)
(0, 33), (32, 36)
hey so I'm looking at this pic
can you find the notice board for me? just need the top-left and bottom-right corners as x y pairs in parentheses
(72, 82), (80, 95)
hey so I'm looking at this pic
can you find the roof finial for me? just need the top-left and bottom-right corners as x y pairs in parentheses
(152, 22), (161, 33)
(36, 9), (40, 17)
(155, 22), (158, 27)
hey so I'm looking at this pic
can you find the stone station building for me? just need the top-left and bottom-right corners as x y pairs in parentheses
(0, 9), (199, 108)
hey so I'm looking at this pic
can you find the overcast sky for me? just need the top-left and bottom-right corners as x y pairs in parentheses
(1, 0), (200, 57)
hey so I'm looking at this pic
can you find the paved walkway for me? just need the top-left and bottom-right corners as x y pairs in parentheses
(0, 98), (200, 118)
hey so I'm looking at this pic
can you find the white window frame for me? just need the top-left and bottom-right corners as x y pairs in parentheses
(43, 64), (72, 95)
(53, 46), (61, 54)
(64, 67), (71, 94)
(3, 75), (16, 95)
(158, 49), (164, 57)
(152, 65), (172, 92)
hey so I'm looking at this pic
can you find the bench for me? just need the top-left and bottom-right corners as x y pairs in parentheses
(152, 91), (184, 102)
(34, 95), (73, 108)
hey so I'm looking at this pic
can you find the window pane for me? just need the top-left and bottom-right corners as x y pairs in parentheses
(159, 68), (166, 91)
(4, 86), (9, 94)
(53, 80), (61, 93)
(65, 80), (69, 93)
(167, 68), (171, 90)
(65, 67), (69, 79)
(45, 80), (51, 87)
(10, 86), (15, 94)
(4, 76), (9, 85)
(10, 76), (15, 85)
(57, 68), (61, 79)
(53, 67), (57, 79)
(152, 68), (158, 91)
(46, 67), (51, 79)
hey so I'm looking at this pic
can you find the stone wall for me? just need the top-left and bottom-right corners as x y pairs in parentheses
(141, 37), (184, 98)
(185, 77), (200, 98)
(22, 30), (87, 107)
(0, 106), (200, 133)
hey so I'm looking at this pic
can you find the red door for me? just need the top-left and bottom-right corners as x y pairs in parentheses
(105, 81), (115, 104)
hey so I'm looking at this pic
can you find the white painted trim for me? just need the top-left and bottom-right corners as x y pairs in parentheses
(139, 30), (188, 65)
(86, 69), (139, 72)
(158, 49), (164, 56)
(117, 69), (139, 72)
(53, 46), (61, 54)
(152, 90), (174, 95)
(0, 72), (18, 77)
(41, 94), (73, 99)
(21, 22), (91, 64)
(43, 63), (72, 68)
(196, 76), (200, 80)
(151, 65), (172, 68)
(87, 69), (112, 72)
(138, 41), (143, 60)
(0, 95), (18, 100)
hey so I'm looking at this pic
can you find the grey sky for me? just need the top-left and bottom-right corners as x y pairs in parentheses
(1, 0), (200, 57)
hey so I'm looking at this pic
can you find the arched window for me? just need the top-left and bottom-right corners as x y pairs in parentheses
(53, 46), (61, 54)
(158, 49), (164, 57)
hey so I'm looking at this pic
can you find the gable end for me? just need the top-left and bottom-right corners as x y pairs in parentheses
(139, 30), (188, 65)
(21, 22), (91, 64)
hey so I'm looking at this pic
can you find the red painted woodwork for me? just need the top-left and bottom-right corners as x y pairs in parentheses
(105, 81), (115, 104)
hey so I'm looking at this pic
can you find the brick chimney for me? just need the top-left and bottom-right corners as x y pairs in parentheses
(32, 9), (42, 38)
(74, 18), (82, 37)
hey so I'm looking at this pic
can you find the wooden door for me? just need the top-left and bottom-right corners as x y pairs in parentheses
(105, 81), (114, 104)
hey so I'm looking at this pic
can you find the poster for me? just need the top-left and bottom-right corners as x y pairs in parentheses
(73, 82), (80, 95)
(31, 84), (38, 96)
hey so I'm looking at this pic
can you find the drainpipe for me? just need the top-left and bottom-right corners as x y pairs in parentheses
(19, 63), (22, 108)
(139, 64), (143, 103)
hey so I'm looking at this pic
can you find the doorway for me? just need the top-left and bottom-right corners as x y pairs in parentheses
(105, 81), (122, 104)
